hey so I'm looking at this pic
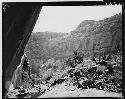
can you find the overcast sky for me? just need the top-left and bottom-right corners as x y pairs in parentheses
(33, 5), (122, 33)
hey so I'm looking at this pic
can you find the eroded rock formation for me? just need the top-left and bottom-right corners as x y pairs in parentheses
(25, 13), (122, 73)
(11, 54), (32, 89)
(3, 3), (42, 92)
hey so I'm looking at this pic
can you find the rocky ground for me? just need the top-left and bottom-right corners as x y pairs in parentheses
(6, 81), (122, 98)
(38, 82), (122, 98)
(6, 51), (123, 98)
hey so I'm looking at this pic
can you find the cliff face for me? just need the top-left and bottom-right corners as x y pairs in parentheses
(70, 13), (122, 56)
(24, 13), (122, 72)
(3, 4), (42, 92)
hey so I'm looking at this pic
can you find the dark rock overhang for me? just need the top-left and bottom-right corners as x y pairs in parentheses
(2, 3), (42, 92)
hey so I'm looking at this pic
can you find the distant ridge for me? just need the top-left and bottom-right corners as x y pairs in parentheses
(25, 13), (122, 73)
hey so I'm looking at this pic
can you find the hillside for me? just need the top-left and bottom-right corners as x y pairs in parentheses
(71, 13), (122, 55)
(24, 32), (69, 73)
(25, 31), (68, 61)
(7, 51), (122, 98)
(6, 13), (122, 98)
(24, 13), (122, 74)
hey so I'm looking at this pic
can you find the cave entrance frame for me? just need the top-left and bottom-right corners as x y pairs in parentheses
(3, 3), (42, 93)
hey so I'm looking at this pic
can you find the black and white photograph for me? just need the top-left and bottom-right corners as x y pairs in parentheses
(2, 2), (123, 98)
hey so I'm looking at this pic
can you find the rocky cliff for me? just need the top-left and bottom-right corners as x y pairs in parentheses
(71, 13), (122, 56)
(24, 13), (122, 73)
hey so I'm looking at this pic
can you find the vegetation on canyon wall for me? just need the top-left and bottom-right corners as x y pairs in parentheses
(6, 13), (122, 98)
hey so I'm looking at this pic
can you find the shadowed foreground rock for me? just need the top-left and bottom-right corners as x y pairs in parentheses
(3, 3), (42, 92)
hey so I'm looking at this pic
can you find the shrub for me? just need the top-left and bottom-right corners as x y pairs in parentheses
(50, 78), (66, 87)
(41, 68), (53, 81)
(66, 51), (84, 68)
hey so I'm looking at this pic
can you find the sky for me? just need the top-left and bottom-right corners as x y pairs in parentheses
(33, 5), (122, 33)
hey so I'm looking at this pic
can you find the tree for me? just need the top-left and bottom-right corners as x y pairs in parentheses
(102, 52), (107, 61)
(107, 54), (112, 61)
